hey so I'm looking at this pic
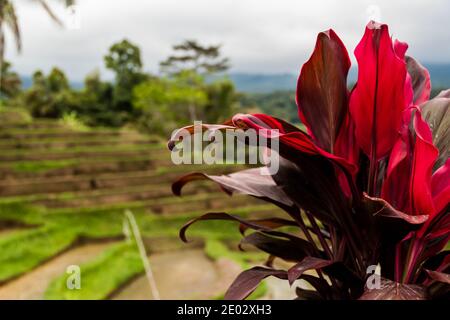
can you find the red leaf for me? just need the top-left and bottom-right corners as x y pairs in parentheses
(394, 40), (414, 109)
(232, 113), (357, 175)
(431, 159), (450, 215)
(334, 114), (360, 196)
(363, 193), (429, 225)
(296, 29), (351, 153)
(382, 108), (438, 217)
(350, 21), (410, 160)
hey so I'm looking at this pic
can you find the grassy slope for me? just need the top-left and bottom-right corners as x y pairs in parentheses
(45, 242), (143, 300)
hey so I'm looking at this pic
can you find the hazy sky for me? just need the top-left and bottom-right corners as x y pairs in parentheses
(6, 0), (450, 81)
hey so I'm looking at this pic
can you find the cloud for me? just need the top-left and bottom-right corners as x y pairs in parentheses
(6, 0), (450, 81)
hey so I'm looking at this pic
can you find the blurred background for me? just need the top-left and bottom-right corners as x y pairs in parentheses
(0, 0), (448, 300)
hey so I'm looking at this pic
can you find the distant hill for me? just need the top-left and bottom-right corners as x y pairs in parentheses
(227, 73), (298, 93)
(426, 64), (450, 88)
(20, 76), (83, 90)
(229, 63), (450, 93)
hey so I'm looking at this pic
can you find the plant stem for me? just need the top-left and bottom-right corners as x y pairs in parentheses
(305, 212), (332, 259)
(367, 149), (378, 196)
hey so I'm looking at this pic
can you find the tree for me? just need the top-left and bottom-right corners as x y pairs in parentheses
(47, 67), (69, 92)
(0, 1), (72, 87)
(104, 39), (147, 115)
(22, 67), (79, 118)
(0, 60), (20, 98)
(104, 39), (143, 79)
(203, 79), (237, 123)
(133, 71), (209, 134)
(77, 69), (120, 127)
(160, 40), (229, 76)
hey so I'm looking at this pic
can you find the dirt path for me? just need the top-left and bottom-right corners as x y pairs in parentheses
(112, 249), (241, 300)
(0, 242), (113, 300)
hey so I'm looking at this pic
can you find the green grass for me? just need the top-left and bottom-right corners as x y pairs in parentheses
(2, 142), (166, 156)
(59, 112), (90, 132)
(0, 135), (160, 147)
(45, 242), (143, 300)
(0, 190), (231, 209)
(5, 156), (155, 173)
(0, 108), (32, 124)
(0, 127), (122, 135)
(0, 227), (77, 281)
(11, 159), (80, 173)
(1, 153), (244, 174)
(0, 201), (272, 282)
(0, 202), (46, 225)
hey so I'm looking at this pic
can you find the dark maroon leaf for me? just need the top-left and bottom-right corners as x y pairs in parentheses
(238, 217), (299, 235)
(427, 281), (450, 300)
(420, 95), (450, 170)
(422, 250), (450, 272)
(297, 29), (350, 153)
(287, 257), (334, 285)
(172, 168), (293, 207)
(272, 155), (370, 265)
(240, 231), (317, 262)
(272, 155), (346, 226)
(295, 288), (323, 300)
(224, 267), (287, 300)
(405, 55), (431, 105)
(321, 262), (365, 298)
(426, 270), (450, 284)
(299, 274), (333, 299)
(179, 212), (295, 243)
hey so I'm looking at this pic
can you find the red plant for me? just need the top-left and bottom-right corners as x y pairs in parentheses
(169, 21), (449, 300)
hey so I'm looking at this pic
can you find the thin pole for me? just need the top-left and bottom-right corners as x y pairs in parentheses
(124, 210), (161, 300)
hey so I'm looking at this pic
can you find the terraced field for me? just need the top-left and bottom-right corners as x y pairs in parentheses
(0, 109), (287, 300)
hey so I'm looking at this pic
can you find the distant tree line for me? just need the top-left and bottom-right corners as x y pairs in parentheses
(2, 39), (241, 135)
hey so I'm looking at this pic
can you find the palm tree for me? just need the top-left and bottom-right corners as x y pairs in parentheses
(0, 0), (73, 87)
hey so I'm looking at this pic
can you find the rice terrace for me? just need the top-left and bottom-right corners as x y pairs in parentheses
(0, 109), (288, 299)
